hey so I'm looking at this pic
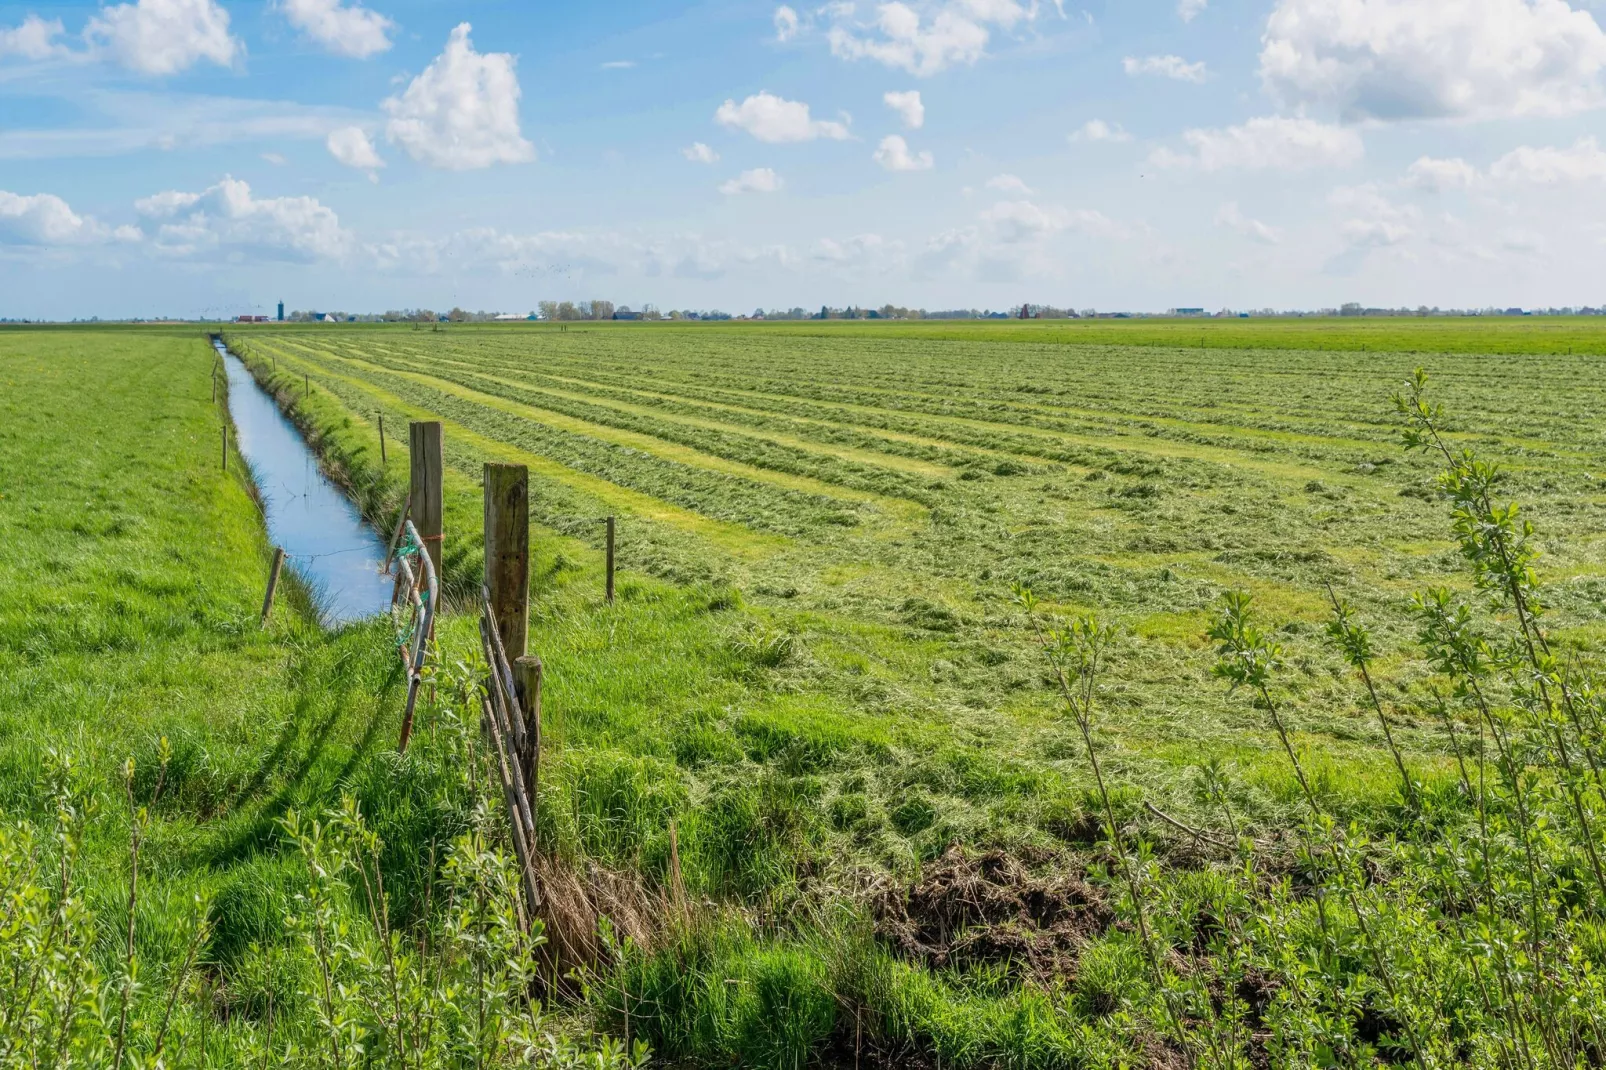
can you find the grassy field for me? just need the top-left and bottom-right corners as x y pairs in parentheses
(0, 329), (647, 1067)
(743, 314), (1606, 355)
(7, 317), (1606, 1066)
(224, 319), (1606, 830)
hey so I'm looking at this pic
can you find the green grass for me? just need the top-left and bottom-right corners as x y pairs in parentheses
(0, 328), (644, 1066)
(714, 313), (1606, 355)
(12, 318), (1606, 1066)
(224, 320), (1606, 836)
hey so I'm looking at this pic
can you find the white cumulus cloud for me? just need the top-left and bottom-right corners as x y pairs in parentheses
(775, 5), (801, 41)
(1153, 116), (1363, 171)
(683, 141), (720, 163)
(278, 0), (393, 59)
(383, 23), (534, 171)
(1215, 202), (1282, 244)
(327, 126), (384, 179)
(1331, 183), (1418, 248)
(1070, 118), (1131, 142)
(137, 175), (351, 261)
(985, 173), (1032, 194)
(1123, 54), (1207, 82)
(814, 233), (901, 268)
(0, 15), (69, 59)
(715, 92), (851, 143)
(0, 191), (133, 245)
(884, 89), (925, 128)
(1404, 156), (1479, 192)
(1491, 137), (1606, 182)
(827, 0), (1030, 77)
(874, 134), (934, 170)
(980, 199), (1066, 243)
(719, 167), (783, 194)
(84, 0), (239, 76)
(1260, 0), (1606, 121)
(978, 199), (1126, 244)
(1179, 0), (1207, 21)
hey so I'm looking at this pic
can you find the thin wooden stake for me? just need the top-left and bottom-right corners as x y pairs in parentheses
(212, 374), (217, 403)
(514, 654), (542, 837)
(221, 426), (227, 471)
(605, 515), (616, 604)
(260, 547), (285, 627)
(383, 500), (412, 576)
(304, 372), (309, 396)
(378, 413), (387, 465)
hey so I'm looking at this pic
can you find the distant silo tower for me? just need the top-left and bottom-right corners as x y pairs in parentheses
(277, 301), (285, 322)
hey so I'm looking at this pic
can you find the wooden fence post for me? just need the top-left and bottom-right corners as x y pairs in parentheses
(261, 547), (285, 627)
(378, 413), (387, 465)
(605, 515), (616, 604)
(483, 463), (529, 659)
(514, 655), (542, 831)
(304, 372), (310, 396)
(221, 426), (228, 471)
(409, 421), (444, 576)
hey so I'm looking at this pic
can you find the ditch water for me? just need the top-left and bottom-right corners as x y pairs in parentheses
(212, 337), (393, 626)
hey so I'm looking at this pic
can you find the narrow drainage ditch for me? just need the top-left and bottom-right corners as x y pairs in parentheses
(212, 336), (394, 626)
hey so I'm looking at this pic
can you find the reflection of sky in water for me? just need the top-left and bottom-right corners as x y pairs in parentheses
(215, 340), (393, 626)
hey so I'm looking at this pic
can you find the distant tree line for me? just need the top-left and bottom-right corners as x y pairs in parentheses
(257, 301), (1606, 326)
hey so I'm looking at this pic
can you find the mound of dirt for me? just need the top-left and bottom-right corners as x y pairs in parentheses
(872, 846), (1112, 980)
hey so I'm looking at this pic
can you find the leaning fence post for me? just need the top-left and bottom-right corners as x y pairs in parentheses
(378, 413), (387, 465)
(221, 426), (228, 471)
(409, 422), (444, 577)
(260, 547), (285, 627)
(514, 654), (542, 836)
(484, 463), (530, 659)
(605, 515), (616, 604)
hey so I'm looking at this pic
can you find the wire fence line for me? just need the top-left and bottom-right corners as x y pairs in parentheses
(385, 516), (438, 754)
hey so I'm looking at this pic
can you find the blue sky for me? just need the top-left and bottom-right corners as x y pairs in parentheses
(3, 0), (1606, 318)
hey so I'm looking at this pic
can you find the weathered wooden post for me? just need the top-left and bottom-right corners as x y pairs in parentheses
(605, 515), (616, 604)
(408, 421), (444, 576)
(485, 462), (542, 838)
(483, 463), (529, 658)
(212, 373), (217, 403)
(304, 372), (310, 396)
(260, 547), (285, 627)
(378, 413), (387, 465)
(221, 426), (228, 471)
